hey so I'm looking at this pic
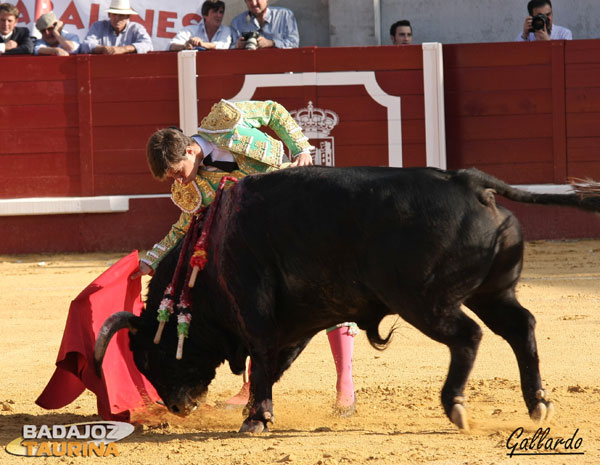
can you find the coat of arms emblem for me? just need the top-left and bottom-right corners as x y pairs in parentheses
(290, 101), (339, 166)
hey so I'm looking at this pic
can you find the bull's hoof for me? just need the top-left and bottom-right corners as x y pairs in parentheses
(530, 401), (555, 424)
(239, 419), (268, 434)
(450, 403), (469, 432)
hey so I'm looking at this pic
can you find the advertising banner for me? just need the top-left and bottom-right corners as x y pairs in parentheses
(16, 0), (204, 50)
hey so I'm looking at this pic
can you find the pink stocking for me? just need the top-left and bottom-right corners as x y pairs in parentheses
(224, 357), (251, 406)
(327, 326), (355, 409)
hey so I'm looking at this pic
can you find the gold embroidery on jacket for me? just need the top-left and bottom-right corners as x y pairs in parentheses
(200, 101), (241, 131)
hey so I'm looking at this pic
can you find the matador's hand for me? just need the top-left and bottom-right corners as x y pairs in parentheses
(291, 152), (314, 167)
(130, 261), (154, 280)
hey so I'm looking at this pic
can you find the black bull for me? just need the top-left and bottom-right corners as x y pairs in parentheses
(95, 166), (600, 432)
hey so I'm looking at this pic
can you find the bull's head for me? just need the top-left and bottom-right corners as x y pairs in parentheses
(94, 311), (215, 416)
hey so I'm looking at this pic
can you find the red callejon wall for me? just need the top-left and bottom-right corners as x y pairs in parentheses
(0, 43), (599, 254)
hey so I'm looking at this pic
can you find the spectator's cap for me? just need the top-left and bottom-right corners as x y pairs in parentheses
(35, 12), (58, 31)
(106, 0), (138, 15)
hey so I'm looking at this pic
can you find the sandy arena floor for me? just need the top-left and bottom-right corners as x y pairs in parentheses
(1, 239), (599, 464)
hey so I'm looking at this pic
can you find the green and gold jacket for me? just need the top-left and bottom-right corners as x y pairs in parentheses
(141, 99), (312, 269)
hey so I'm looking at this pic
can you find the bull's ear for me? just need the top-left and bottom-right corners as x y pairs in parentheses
(94, 312), (141, 377)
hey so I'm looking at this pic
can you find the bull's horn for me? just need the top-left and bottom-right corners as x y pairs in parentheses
(94, 311), (138, 378)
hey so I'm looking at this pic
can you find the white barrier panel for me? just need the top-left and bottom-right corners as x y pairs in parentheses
(178, 50), (199, 134)
(422, 42), (447, 169)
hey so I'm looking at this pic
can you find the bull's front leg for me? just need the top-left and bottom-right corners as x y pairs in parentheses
(239, 356), (274, 433)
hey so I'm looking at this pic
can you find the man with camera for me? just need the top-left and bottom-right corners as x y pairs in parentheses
(34, 12), (80, 56)
(230, 0), (299, 49)
(516, 0), (572, 41)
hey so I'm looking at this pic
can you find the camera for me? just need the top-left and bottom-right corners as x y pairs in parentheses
(242, 31), (260, 50)
(530, 13), (549, 32)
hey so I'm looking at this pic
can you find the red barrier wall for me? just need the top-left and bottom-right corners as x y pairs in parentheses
(1, 43), (599, 254)
(444, 40), (600, 183)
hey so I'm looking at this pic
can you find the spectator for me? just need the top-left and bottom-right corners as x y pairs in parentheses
(516, 0), (572, 41)
(34, 12), (80, 56)
(230, 0), (299, 49)
(390, 20), (413, 45)
(81, 0), (153, 54)
(0, 2), (33, 55)
(169, 0), (231, 51)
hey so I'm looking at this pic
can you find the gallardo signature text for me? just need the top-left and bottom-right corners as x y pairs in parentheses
(506, 427), (583, 457)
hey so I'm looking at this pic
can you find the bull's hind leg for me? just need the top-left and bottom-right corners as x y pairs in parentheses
(465, 291), (554, 424)
(409, 307), (483, 431)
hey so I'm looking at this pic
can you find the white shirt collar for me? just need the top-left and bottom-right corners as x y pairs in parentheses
(192, 135), (213, 157)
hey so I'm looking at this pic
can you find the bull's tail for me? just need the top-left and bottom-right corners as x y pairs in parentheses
(459, 168), (600, 213)
(364, 316), (399, 351)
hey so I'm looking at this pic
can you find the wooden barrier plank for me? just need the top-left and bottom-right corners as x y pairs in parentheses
(446, 65), (553, 93)
(551, 41), (567, 183)
(0, 128), (79, 154)
(565, 39), (600, 64)
(91, 76), (178, 102)
(567, 137), (600, 161)
(77, 55), (94, 197)
(566, 112), (600, 138)
(565, 63), (600, 88)
(0, 176), (81, 198)
(568, 161), (600, 179)
(93, 125), (161, 150)
(310, 95), (388, 122)
(566, 87), (600, 112)
(90, 52), (178, 79)
(401, 119), (425, 144)
(197, 48), (316, 76)
(446, 114), (553, 141)
(446, 162), (555, 184)
(0, 55), (77, 81)
(443, 42), (552, 68)
(324, 121), (387, 145)
(331, 144), (388, 167)
(0, 104), (78, 128)
(400, 95), (424, 120)
(196, 74), (246, 101)
(316, 46), (422, 71)
(447, 138), (553, 165)
(375, 70), (424, 95)
(94, 149), (148, 175)
(91, 101), (179, 126)
(445, 89), (552, 116)
(401, 143), (426, 167)
(445, 65), (552, 92)
(94, 174), (169, 196)
(0, 80), (78, 106)
(0, 152), (79, 177)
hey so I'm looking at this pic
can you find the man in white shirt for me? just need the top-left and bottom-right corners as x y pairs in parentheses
(515, 0), (572, 42)
(169, 0), (232, 51)
(81, 0), (153, 54)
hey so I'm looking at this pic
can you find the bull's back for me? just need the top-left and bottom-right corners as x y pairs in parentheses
(219, 167), (517, 300)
